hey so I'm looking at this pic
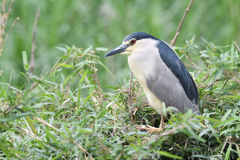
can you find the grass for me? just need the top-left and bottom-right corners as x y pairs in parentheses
(0, 39), (240, 159)
(2, 0), (240, 86)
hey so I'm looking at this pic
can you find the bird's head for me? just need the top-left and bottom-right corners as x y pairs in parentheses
(104, 32), (159, 57)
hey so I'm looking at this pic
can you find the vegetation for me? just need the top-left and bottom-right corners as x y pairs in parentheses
(1, 40), (240, 159)
(1, 0), (240, 87)
(0, 0), (240, 159)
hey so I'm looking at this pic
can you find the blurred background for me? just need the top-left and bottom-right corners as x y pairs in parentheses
(1, 0), (240, 89)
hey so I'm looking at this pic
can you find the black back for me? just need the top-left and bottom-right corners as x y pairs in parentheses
(157, 40), (199, 104)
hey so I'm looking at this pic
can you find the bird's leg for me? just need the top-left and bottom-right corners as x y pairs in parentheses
(136, 114), (165, 132)
(159, 114), (165, 130)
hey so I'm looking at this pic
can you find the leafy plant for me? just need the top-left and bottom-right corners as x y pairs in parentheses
(0, 39), (240, 159)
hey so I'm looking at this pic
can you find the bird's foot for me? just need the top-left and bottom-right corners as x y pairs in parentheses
(136, 125), (163, 132)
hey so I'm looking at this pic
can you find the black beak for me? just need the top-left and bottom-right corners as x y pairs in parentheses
(104, 44), (128, 57)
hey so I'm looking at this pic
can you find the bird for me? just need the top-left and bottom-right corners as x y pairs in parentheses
(104, 32), (199, 132)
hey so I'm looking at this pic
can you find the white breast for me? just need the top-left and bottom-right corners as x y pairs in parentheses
(127, 39), (164, 114)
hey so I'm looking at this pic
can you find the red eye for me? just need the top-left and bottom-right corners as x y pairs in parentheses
(130, 39), (136, 44)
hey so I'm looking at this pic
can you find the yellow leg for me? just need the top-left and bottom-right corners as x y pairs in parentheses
(136, 114), (165, 132)
(159, 114), (165, 130)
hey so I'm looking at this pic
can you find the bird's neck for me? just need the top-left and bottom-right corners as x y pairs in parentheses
(128, 51), (159, 80)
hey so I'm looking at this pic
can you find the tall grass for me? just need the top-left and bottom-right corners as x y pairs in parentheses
(0, 39), (239, 159)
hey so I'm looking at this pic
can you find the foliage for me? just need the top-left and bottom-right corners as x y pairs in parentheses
(0, 39), (240, 159)
(1, 0), (240, 87)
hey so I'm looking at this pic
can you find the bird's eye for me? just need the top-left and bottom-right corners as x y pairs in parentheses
(130, 39), (136, 45)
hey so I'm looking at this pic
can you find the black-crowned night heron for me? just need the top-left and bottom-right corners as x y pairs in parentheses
(105, 32), (199, 132)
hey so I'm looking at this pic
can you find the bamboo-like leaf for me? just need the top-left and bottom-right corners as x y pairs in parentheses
(221, 109), (231, 121)
(56, 46), (67, 53)
(0, 112), (32, 122)
(213, 118), (238, 129)
(26, 116), (37, 135)
(224, 144), (231, 160)
(22, 51), (29, 71)
(157, 151), (183, 159)
(95, 47), (108, 51)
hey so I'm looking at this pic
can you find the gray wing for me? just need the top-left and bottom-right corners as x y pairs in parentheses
(146, 41), (199, 114)
(157, 40), (199, 105)
(146, 71), (199, 114)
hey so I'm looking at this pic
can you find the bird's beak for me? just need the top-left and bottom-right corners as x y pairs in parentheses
(104, 44), (128, 57)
